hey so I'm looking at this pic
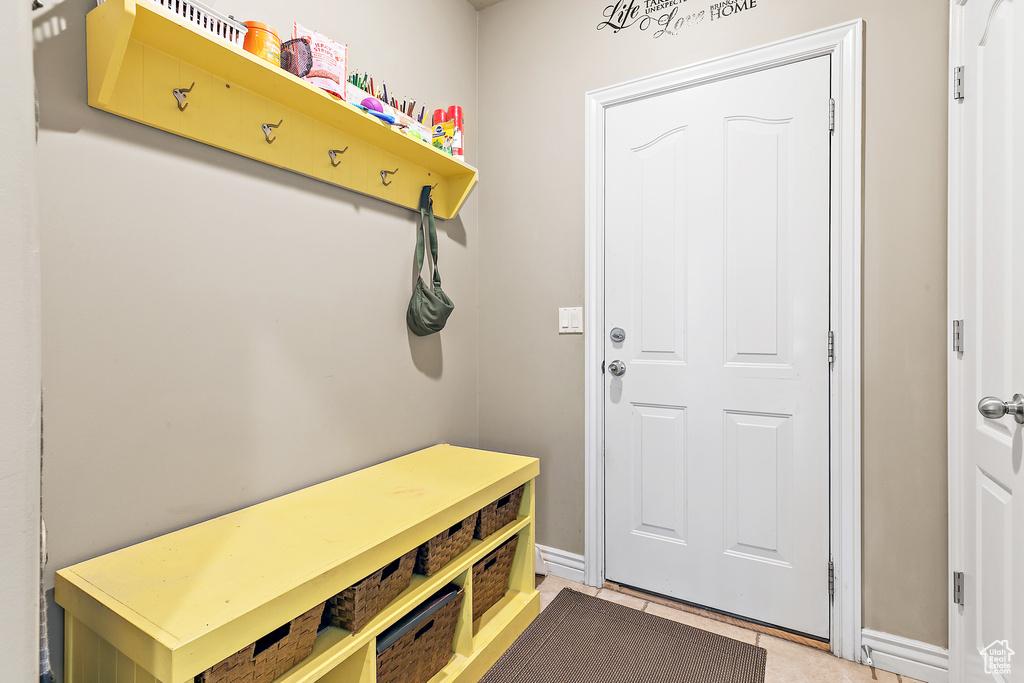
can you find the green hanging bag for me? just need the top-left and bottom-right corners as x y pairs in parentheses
(407, 186), (455, 336)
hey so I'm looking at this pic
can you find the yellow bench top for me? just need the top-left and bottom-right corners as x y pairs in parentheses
(56, 444), (539, 664)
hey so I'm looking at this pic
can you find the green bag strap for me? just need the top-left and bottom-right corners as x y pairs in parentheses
(415, 185), (443, 289)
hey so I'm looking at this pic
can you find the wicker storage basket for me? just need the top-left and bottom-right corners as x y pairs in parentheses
(472, 535), (519, 622)
(415, 512), (477, 576)
(474, 485), (525, 540)
(326, 548), (417, 632)
(194, 602), (325, 683)
(376, 586), (463, 683)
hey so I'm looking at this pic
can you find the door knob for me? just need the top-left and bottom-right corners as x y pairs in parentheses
(608, 360), (627, 377)
(978, 394), (1024, 424)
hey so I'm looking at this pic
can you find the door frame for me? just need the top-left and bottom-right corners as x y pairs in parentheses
(583, 20), (864, 661)
(947, 2), (967, 681)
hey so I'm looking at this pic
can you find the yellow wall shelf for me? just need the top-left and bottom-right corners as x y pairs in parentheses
(56, 445), (540, 683)
(86, 0), (478, 220)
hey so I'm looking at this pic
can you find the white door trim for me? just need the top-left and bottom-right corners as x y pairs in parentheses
(1, 1), (42, 679)
(861, 629), (950, 683)
(583, 20), (864, 661)
(947, 2), (966, 681)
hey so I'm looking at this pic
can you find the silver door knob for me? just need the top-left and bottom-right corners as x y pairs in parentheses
(608, 360), (627, 377)
(978, 394), (1024, 424)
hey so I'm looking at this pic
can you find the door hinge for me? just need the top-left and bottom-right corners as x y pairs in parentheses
(829, 98), (836, 134)
(953, 319), (964, 354)
(828, 331), (835, 368)
(828, 558), (835, 602)
(953, 571), (965, 606)
(954, 66), (965, 102)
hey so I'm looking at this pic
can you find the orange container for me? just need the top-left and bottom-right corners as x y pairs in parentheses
(242, 21), (281, 66)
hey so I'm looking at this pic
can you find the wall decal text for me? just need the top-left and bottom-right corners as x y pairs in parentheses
(598, 0), (760, 39)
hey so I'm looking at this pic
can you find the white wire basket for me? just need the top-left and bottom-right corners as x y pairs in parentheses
(96, 0), (248, 47)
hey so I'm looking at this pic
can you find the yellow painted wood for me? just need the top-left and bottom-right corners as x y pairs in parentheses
(509, 482), (536, 595)
(86, 0), (137, 108)
(98, 635), (118, 681)
(451, 570), (475, 658)
(116, 650), (136, 683)
(316, 642), (375, 683)
(177, 61), (212, 142)
(68, 616), (162, 683)
(85, 1), (477, 219)
(462, 592), (541, 680)
(287, 112), (315, 178)
(141, 43), (179, 133)
(58, 445), (538, 683)
(108, 39), (144, 119)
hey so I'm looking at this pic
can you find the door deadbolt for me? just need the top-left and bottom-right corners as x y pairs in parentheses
(610, 327), (626, 343)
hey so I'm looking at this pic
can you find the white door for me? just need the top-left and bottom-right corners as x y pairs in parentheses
(951, 1), (1024, 681)
(604, 56), (833, 639)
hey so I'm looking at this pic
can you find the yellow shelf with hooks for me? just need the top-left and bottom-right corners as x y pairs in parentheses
(86, 0), (478, 219)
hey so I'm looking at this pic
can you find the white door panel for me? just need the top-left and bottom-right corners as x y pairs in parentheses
(954, 0), (1024, 680)
(604, 56), (832, 638)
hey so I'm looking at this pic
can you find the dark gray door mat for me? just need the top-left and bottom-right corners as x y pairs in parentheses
(480, 589), (767, 683)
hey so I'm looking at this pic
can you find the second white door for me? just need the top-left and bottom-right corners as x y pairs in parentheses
(604, 55), (833, 639)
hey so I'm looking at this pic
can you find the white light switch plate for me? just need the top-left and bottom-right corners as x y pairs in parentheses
(559, 307), (583, 334)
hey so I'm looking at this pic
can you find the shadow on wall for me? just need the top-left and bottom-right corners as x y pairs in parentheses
(404, 200), (465, 380)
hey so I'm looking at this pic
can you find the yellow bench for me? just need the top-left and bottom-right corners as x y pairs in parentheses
(56, 444), (540, 683)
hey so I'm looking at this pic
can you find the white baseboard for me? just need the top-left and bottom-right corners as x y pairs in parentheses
(861, 629), (949, 683)
(535, 544), (586, 583)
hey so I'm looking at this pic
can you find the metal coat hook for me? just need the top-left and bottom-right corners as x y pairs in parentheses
(172, 82), (195, 111)
(328, 148), (349, 167)
(262, 119), (283, 144)
(381, 168), (399, 186)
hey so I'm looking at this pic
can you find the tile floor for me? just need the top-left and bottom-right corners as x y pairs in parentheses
(536, 575), (925, 683)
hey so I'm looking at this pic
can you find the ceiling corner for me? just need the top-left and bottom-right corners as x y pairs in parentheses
(466, 0), (506, 10)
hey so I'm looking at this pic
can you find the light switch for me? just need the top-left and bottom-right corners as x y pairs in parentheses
(559, 307), (583, 334)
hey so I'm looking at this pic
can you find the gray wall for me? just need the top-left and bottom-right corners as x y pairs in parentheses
(477, 0), (949, 647)
(36, 0), (479, 677)
(1, 1), (42, 681)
